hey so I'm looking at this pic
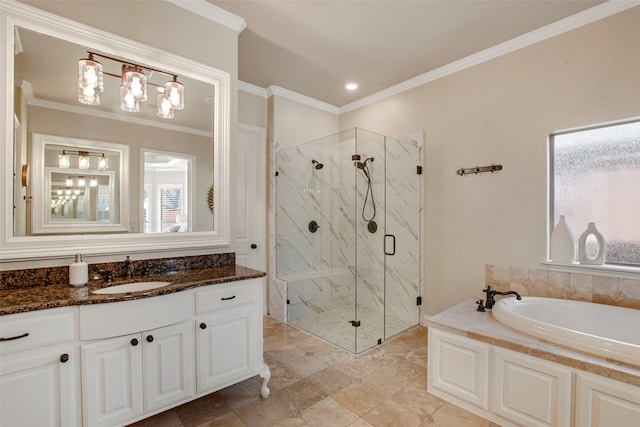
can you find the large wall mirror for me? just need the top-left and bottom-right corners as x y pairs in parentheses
(1, 1), (230, 260)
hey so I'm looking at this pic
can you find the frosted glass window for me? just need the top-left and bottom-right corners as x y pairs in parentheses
(550, 119), (640, 266)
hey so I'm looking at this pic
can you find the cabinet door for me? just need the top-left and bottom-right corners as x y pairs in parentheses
(143, 321), (195, 412)
(0, 346), (79, 427)
(427, 328), (489, 410)
(576, 371), (640, 427)
(196, 304), (261, 393)
(82, 334), (143, 427)
(493, 348), (571, 427)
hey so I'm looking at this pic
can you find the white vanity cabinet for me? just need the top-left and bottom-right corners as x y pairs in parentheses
(0, 307), (80, 427)
(81, 321), (194, 427)
(195, 279), (266, 394)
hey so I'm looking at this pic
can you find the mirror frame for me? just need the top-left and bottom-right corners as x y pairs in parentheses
(1, 1), (230, 260)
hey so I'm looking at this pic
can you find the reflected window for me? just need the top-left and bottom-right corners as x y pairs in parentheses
(143, 150), (193, 233)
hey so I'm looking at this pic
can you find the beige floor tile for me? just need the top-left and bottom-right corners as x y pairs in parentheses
(331, 382), (387, 416)
(202, 411), (247, 427)
(273, 379), (327, 411)
(216, 376), (264, 410)
(307, 366), (354, 395)
(267, 360), (303, 392)
(301, 397), (359, 427)
(347, 419), (375, 427)
(273, 418), (310, 427)
(129, 410), (183, 427)
(269, 344), (308, 363)
(285, 354), (330, 378)
(233, 396), (291, 427)
(360, 369), (409, 398)
(361, 399), (423, 427)
(174, 393), (232, 426)
(432, 402), (492, 427)
(388, 381), (445, 415)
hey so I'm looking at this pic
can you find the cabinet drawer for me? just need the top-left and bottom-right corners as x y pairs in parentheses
(0, 307), (76, 355)
(196, 279), (261, 314)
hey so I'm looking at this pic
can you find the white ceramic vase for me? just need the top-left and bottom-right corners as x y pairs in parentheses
(578, 222), (606, 265)
(550, 215), (575, 263)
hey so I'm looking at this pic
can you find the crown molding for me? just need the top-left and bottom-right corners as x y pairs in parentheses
(339, 0), (640, 113)
(266, 86), (340, 115)
(238, 80), (269, 98)
(166, 0), (247, 33)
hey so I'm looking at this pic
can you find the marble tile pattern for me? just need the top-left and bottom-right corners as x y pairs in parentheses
(427, 299), (640, 387)
(486, 264), (640, 309)
(131, 316), (499, 427)
(0, 254), (265, 315)
(274, 129), (421, 352)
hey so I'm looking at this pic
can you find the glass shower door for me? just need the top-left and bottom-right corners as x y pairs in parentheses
(383, 136), (421, 339)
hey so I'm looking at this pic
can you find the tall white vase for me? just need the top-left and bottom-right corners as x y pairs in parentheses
(550, 215), (575, 263)
(578, 222), (606, 265)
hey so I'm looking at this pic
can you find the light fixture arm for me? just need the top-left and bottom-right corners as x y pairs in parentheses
(85, 51), (179, 81)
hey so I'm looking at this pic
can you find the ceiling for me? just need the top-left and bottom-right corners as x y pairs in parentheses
(209, 0), (605, 107)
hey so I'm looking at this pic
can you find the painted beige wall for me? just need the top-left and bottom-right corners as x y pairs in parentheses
(340, 7), (640, 316)
(270, 95), (339, 148)
(239, 91), (268, 128)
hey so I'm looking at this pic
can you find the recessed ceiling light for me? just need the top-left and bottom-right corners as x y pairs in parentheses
(345, 82), (358, 91)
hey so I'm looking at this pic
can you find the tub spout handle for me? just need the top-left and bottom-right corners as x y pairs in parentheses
(476, 299), (486, 312)
(483, 286), (522, 309)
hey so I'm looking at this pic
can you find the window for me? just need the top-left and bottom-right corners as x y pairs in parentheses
(550, 119), (640, 267)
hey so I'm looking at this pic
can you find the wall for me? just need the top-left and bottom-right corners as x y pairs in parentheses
(238, 91), (268, 128)
(339, 7), (640, 316)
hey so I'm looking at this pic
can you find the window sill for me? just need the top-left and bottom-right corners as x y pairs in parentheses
(541, 261), (640, 280)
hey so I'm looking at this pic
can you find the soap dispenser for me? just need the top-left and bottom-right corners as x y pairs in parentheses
(69, 254), (88, 286)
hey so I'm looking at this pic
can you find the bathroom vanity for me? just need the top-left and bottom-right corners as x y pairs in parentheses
(0, 264), (270, 427)
(427, 300), (640, 427)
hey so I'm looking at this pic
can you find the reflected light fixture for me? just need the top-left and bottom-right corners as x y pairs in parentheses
(57, 188), (63, 196)
(90, 177), (98, 187)
(78, 152), (91, 169)
(97, 154), (108, 170)
(77, 176), (86, 187)
(65, 177), (73, 187)
(78, 51), (184, 119)
(59, 151), (70, 169)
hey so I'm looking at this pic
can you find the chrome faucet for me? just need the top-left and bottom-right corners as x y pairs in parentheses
(123, 256), (134, 279)
(482, 286), (521, 309)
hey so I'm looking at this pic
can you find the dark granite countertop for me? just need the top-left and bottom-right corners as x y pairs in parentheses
(1, 264), (266, 316)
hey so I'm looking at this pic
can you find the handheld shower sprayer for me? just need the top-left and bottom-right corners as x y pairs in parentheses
(312, 159), (324, 170)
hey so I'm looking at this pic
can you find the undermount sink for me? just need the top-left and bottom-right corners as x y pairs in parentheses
(91, 281), (172, 294)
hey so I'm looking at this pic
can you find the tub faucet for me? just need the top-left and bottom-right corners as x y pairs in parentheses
(123, 256), (134, 280)
(482, 286), (521, 309)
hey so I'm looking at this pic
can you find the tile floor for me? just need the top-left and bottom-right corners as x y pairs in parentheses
(130, 316), (496, 427)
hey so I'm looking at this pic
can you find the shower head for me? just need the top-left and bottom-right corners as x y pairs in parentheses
(312, 159), (324, 170)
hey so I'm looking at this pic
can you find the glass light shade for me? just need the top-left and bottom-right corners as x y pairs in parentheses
(157, 93), (174, 119)
(59, 151), (70, 169)
(120, 85), (139, 112)
(65, 177), (73, 186)
(58, 195), (63, 200)
(78, 58), (103, 105)
(125, 70), (147, 102)
(90, 177), (98, 187)
(78, 152), (90, 170)
(77, 176), (86, 187)
(65, 195), (70, 200)
(97, 155), (108, 170)
(165, 80), (184, 110)
(57, 188), (63, 196)
(71, 195), (77, 200)
(65, 188), (71, 195)
(74, 189), (80, 195)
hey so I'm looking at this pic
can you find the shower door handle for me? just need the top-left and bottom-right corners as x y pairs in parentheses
(384, 234), (396, 256)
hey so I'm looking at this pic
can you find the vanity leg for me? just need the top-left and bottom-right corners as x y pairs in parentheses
(259, 364), (271, 398)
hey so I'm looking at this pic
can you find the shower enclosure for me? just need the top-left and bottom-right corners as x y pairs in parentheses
(276, 128), (422, 353)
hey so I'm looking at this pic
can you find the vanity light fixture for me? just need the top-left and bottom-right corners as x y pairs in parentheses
(57, 150), (108, 170)
(57, 188), (63, 196)
(90, 177), (98, 187)
(65, 177), (73, 187)
(78, 53), (104, 105)
(77, 176), (86, 187)
(59, 151), (71, 169)
(78, 152), (91, 170)
(77, 51), (184, 118)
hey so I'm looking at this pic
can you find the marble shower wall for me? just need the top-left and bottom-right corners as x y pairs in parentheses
(275, 128), (422, 332)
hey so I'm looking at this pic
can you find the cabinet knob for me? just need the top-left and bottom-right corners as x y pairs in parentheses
(130, 338), (139, 346)
(199, 322), (207, 330)
(251, 243), (257, 249)
(59, 353), (69, 363)
(146, 335), (154, 343)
